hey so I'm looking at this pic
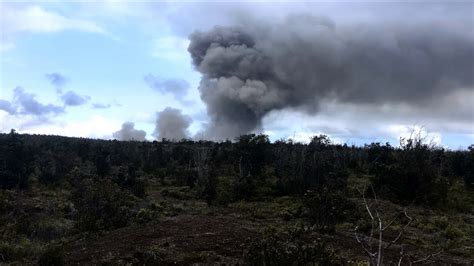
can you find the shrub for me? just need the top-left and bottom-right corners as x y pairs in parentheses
(111, 166), (147, 198)
(0, 191), (12, 216)
(71, 177), (135, 232)
(243, 226), (340, 265)
(37, 152), (68, 186)
(369, 137), (448, 206)
(303, 189), (359, 233)
(131, 246), (164, 265)
(38, 245), (64, 266)
(17, 216), (71, 241)
(195, 166), (218, 205)
(134, 206), (161, 224)
(0, 238), (35, 263)
(214, 176), (236, 205)
(445, 181), (472, 213)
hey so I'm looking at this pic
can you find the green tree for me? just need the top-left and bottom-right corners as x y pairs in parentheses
(0, 129), (31, 189)
(370, 137), (448, 206)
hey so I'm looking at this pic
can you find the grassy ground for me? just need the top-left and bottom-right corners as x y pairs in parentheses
(1, 175), (473, 265)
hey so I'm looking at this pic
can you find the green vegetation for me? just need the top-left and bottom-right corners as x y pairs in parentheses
(0, 130), (472, 264)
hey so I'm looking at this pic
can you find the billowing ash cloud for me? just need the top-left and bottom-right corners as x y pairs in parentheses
(61, 91), (90, 106)
(13, 87), (64, 116)
(188, 15), (474, 139)
(112, 122), (147, 141)
(46, 73), (68, 92)
(154, 107), (191, 140)
(144, 74), (190, 100)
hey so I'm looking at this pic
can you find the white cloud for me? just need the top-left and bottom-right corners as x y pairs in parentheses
(2, 5), (105, 34)
(0, 4), (106, 51)
(151, 36), (190, 62)
(261, 99), (466, 147)
(0, 41), (14, 52)
(0, 112), (121, 139)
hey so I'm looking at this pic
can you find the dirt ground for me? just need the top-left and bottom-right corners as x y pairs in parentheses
(64, 214), (258, 265)
(63, 214), (473, 265)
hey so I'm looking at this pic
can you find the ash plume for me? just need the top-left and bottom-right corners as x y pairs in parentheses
(188, 15), (474, 139)
(113, 122), (147, 141)
(154, 107), (191, 140)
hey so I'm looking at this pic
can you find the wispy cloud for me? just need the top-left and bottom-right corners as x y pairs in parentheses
(13, 87), (64, 116)
(144, 74), (190, 101)
(92, 103), (111, 109)
(2, 5), (105, 34)
(45, 73), (68, 92)
(0, 87), (64, 116)
(1, 4), (107, 51)
(151, 36), (190, 61)
(0, 99), (17, 115)
(61, 90), (90, 106)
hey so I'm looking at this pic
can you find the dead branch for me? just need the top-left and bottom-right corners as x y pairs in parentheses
(412, 251), (441, 264)
(385, 210), (412, 249)
(354, 185), (436, 266)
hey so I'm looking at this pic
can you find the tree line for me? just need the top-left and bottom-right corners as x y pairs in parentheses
(1, 129), (472, 208)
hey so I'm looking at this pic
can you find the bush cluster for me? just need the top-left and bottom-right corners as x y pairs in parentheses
(71, 177), (136, 232)
(244, 226), (341, 265)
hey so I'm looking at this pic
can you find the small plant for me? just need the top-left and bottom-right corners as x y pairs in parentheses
(38, 245), (64, 266)
(134, 206), (161, 224)
(303, 188), (358, 233)
(0, 238), (37, 263)
(243, 226), (341, 265)
(131, 246), (165, 265)
(71, 177), (135, 232)
(444, 181), (472, 213)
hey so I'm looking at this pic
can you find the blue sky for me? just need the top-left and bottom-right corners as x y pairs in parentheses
(0, 1), (472, 148)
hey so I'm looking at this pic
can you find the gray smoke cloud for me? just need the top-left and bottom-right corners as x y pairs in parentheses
(188, 15), (474, 139)
(154, 107), (191, 140)
(61, 90), (90, 106)
(113, 122), (147, 141)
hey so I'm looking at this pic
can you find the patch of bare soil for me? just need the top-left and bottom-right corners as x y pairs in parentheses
(63, 214), (259, 265)
(63, 214), (473, 265)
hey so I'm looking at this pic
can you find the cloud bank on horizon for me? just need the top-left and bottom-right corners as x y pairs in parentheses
(0, 2), (472, 147)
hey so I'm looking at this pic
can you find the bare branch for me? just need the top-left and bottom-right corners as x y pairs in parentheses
(398, 245), (405, 266)
(370, 184), (378, 203)
(376, 209), (383, 266)
(412, 251), (441, 264)
(385, 209), (413, 249)
(359, 185), (375, 249)
(354, 226), (377, 258)
(382, 217), (396, 231)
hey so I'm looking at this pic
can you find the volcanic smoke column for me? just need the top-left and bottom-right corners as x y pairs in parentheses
(188, 15), (474, 140)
